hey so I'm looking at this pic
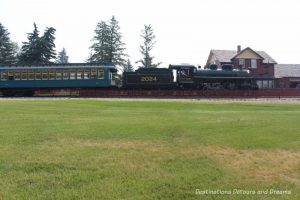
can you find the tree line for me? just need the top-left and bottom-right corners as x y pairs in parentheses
(0, 16), (161, 72)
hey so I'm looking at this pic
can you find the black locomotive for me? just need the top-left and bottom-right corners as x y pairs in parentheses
(122, 64), (258, 90)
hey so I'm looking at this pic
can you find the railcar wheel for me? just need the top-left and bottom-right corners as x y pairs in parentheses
(1, 89), (34, 97)
(1, 90), (16, 97)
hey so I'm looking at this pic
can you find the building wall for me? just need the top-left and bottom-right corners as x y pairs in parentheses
(275, 77), (300, 88)
(274, 78), (289, 88)
(231, 59), (274, 77)
(235, 50), (261, 59)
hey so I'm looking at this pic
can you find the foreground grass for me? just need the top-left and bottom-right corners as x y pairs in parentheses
(0, 99), (299, 199)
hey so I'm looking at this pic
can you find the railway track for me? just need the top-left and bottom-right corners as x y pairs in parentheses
(30, 88), (300, 98)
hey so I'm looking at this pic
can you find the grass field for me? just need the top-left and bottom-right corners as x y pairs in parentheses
(0, 99), (299, 200)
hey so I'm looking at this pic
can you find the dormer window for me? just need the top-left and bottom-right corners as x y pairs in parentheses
(251, 59), (257, 69)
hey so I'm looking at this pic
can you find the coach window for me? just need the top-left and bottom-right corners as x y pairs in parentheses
(84, 70), (90, 79)
(49, 71), (55, 80)
(70, 71), (76, 80)
(91, 70), (97, 79)
(56, 71), (62, 80)
(77, 71), (83, 79)
(4, 72), (8, 80)
(98, 70), (104, 79)
(35, 71), (41, 80)
(28, 71), (34, 80)
(21, 71), (27, 80)
(42, 71), (49, 80)
(14, 71), (21, 80)
(63, 71), (69, 80)
(7, 71), (14, 80)
(1, 72), (7, 80)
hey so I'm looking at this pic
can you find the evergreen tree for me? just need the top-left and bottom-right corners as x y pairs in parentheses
(108, 16), (126, 67)
(137, 24), (161, 68)
(0, 23), (18, 65)
(88, 21), (111, 64)
(40, 27), (56, 64)
(18, 23), (56, 65)
(56, 48), (69, 64)
(89, 16), (127, 69)
(18, 23), (41, 65)
(123, 59), (134, 72)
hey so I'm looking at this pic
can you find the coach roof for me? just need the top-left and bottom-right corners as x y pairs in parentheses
(0, 64), (117, 71)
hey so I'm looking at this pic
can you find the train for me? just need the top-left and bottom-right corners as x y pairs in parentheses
(0, 63), (257, 96)
(0, 64), (117, 96)
(123, 64), (258, 90)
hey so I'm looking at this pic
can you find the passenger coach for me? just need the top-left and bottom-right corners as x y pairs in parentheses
(0, 64), (117, 96)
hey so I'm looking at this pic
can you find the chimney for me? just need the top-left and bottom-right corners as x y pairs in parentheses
(237, 45), (241, 53)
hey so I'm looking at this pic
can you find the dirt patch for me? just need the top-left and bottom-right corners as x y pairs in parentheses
(58, 138), (167, 150)
(180, 145), (300, 185)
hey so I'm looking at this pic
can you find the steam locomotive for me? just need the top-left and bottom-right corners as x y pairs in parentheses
(123, 64), (258, 90)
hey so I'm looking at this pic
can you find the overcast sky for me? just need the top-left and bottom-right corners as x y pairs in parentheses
(1, 0), (300, 68)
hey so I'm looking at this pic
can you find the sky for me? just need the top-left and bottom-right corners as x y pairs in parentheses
(1, 0), (300, 68)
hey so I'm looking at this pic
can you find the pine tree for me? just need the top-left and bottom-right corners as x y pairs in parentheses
(0, 23), (18, 65)
(18, 23), (56, 65)
(18, 23), (41, 65)
(123, 59), (134, 72)
(88, 16), (127, 69)
(88, 21), (111, 64)
(137, 24), (161, 68)
(40, 27), (56, 64)
(108, 16), (126, 67)
(56, 48), (69, 64)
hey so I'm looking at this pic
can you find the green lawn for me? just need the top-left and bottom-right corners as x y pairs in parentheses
(0, 99), (299, 199)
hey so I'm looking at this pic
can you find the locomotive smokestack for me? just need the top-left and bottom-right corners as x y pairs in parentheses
(237, 45), (241, 53)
